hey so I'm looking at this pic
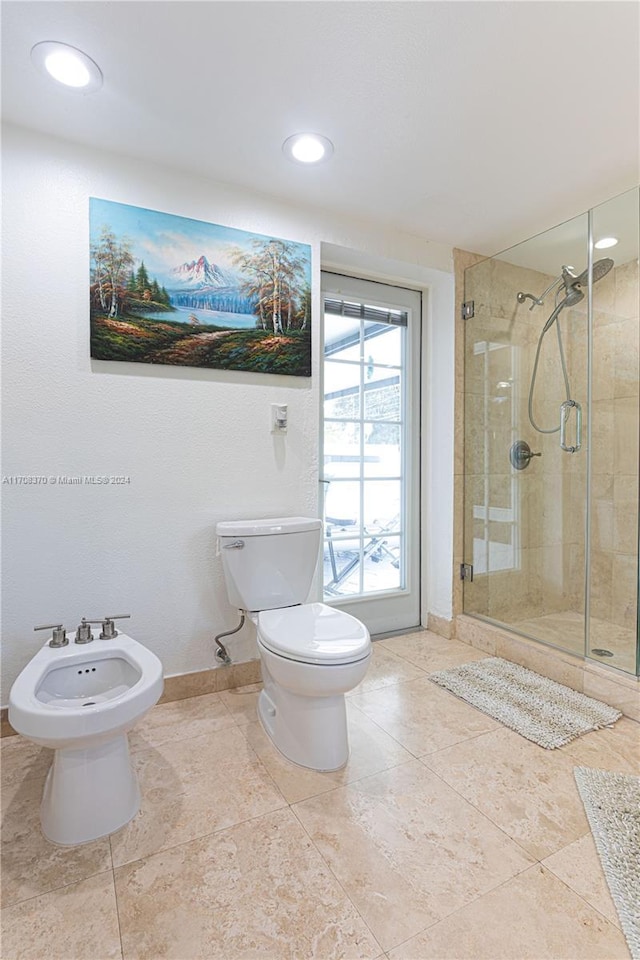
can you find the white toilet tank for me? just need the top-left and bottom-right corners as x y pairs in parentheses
(216, 517), (322, 611)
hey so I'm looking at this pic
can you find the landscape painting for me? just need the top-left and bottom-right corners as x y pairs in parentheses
(89, 198), (312, 376)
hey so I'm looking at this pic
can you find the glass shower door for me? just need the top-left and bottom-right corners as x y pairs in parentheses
(589, 189), (639, 673)
(463, 212), (591, 659)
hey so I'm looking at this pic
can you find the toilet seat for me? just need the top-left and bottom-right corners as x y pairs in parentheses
(258, 602), (370, 665)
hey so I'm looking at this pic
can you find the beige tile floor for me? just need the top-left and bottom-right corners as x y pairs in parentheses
(1, 630), (638, 960)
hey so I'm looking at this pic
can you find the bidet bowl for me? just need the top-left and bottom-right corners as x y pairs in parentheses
(9, 632), (163, 749)
(36, 655), (142, 705)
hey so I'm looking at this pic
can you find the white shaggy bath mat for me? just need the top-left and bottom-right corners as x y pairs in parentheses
(429, 657), (621, 749)
(574, 766), (640, 959)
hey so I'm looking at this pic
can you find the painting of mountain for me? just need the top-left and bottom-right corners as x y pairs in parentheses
(89, 198), (312, 376)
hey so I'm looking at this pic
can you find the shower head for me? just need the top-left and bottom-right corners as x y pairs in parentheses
(558, 257), (614, 309)
(517, 257), (615, 318)
(541, 257), (615, 334)
(560, 266), (585, 307)
(575, 257), (615, 288)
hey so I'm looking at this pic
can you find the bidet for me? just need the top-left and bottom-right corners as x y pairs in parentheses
(9, 628), (163, 845)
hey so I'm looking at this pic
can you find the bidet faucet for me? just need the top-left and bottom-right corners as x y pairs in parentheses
(34, 623), (68, 648)
(75, 618), (94, 644)
(85, 615), (131, 639)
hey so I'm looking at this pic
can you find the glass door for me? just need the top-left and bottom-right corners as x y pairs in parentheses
(463, 213), (591, 660)
(320, 272), (421, 635)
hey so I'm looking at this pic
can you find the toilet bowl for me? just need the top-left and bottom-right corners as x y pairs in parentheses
(9, 631), (163, 846)
(217, 517), (372, 771)
(256, 602), (370, 770)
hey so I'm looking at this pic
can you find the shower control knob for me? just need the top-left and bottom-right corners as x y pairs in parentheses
(510, 440), (541, 471)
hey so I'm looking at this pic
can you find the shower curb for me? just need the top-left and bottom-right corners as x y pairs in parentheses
(456, 614), (639, 723)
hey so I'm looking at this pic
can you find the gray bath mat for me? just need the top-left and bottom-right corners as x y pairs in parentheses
(429, 657), (621, 749)
(574, 766), (640, 959)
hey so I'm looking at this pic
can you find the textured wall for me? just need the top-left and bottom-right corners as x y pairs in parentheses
(1, 124), (453, 704)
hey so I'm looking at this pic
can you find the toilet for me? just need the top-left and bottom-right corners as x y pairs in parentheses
(217, 516), (371, 771)
(9, 628), (163, 846)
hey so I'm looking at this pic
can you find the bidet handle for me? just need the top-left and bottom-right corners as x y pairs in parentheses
(34, 623), (69, 648)
(86, 614), (131, 639)
(74, 618), (94, 644)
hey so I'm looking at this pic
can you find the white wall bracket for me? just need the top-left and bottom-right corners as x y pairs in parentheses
(271, 403), (288, 434)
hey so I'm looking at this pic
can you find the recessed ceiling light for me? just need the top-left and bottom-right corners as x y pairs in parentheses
(594, 237), (619, 250)
(31, 41), (103, 93)
(282, 133), (334, 164)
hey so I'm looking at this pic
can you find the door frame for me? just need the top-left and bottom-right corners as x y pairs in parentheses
(320, 270), (422, 636)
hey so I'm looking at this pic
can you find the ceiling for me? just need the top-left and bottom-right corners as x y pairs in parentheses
(2, 1), (639, 257)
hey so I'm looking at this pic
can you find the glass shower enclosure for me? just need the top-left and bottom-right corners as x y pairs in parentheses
(463, 187), (639, 676)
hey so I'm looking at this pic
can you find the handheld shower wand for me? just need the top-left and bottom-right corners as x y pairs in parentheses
(527, 258), (614, 434)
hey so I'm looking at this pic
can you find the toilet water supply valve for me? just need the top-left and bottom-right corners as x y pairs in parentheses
(213, 613), (245, 664)
(34, 615), (131, 647)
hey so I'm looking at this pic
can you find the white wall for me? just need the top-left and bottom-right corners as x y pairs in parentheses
(1, 123), (454, 704)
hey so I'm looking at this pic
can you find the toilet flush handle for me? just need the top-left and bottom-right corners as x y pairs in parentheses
(223, 539), (245, 549)
(34, 623), (68, 648)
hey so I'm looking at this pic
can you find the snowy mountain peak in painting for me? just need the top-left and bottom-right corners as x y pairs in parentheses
(170, 255), (234, 289)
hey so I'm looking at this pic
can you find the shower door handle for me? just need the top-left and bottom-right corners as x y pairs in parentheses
(560, 400), (582, 453)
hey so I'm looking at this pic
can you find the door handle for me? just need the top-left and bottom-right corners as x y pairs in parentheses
(560, 400), (582, 453)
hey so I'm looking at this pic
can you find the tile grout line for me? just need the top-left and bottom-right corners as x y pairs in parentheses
(415, 744), (545, 862)
(128, 691), (239, 754)
(416, 722), (504, 759)
(541, 849), (624, 933)
(542, 859), (632, 945)
(384, 862), (554, 957)
(112, 718), (290, 873)
(109, 835), (126, 960)
(288, 766), (535, 958)
(0, 864), (114, 913)
(418, 744), (591, 865)
(348, 687), (503, 764)
(111, 804), (291, 873)
(287, 801), (385, 957)
(232, 710), (421, 805)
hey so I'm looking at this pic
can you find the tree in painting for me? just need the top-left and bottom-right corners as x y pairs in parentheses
(90, 227), (135, 319)
(231, 239), (309, 335)
(91, 230), (171, 319)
